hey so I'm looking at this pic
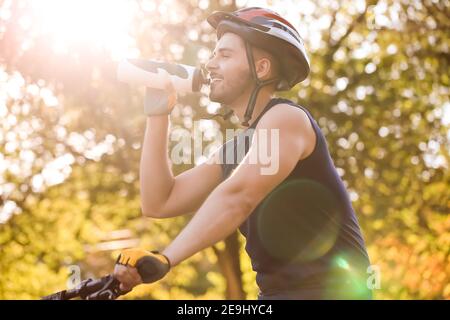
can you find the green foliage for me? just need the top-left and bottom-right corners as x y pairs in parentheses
(0, 0), (448, 299)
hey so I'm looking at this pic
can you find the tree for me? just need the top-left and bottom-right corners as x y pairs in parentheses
(0, 0), (448, 299)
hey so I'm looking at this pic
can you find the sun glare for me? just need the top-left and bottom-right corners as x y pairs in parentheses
(29, 0), (137, 60)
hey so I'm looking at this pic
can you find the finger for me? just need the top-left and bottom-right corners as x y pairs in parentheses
(168, 91), (177, 109)
(121, 267), (141, 286)
(115, 266), (134, 286)
(120, 283), (132, 292)
(128, 266), (143, 283)
(113, 265), (127, 281)
(159, 69), (174, 91)
(122, 267), (143, 289)
(122, 269), (136, 284)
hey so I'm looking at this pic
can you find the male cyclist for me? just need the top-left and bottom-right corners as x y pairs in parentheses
(114, 7), (372, 300)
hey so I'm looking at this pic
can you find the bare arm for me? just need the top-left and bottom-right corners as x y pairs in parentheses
(162, 104), (315, 266)
(140, 115), (223, 218)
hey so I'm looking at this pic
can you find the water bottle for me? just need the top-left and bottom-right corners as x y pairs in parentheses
(117, 59), (209, 94)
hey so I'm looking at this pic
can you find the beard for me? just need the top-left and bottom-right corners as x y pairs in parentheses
(209, 68), (253, 105)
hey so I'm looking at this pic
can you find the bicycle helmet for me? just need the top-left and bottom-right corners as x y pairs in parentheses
(207, 7), (310, 126)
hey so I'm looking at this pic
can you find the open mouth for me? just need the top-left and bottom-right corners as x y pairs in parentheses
(211, 79), (222, 84)
(209, 73), (224, 85)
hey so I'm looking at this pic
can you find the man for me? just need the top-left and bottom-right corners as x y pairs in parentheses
(114, 7), (372, 300)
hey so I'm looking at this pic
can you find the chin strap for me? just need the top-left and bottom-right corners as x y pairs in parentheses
(241, 41), (279, 127)
(206, 109), (234, 122)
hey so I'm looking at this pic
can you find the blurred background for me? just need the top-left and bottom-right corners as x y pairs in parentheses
(0, 0), (448, 299)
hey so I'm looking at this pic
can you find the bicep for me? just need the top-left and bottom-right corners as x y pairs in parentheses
(224, 106), (310, 207)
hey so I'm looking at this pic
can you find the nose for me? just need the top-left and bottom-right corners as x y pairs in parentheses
(205, 54), (218, 73)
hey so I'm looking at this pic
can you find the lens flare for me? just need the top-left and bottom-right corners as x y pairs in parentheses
(257, 179), (342, 263)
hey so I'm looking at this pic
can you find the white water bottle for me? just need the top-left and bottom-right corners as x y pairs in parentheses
(117, 59), (208, 94)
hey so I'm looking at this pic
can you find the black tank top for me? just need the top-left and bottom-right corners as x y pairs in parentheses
(219, 98), (372, 299)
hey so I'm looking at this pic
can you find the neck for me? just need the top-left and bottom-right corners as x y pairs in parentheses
(227, 86), (275, 128)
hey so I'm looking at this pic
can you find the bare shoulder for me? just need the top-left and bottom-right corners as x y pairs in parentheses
(257, 102), (316, 160)
(257, 103), (311, 129)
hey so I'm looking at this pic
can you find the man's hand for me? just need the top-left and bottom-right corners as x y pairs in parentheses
(144, 70), (177, 116)
(114, 248), (171, 292)
(114, 264), (143, 292)
(162, 70), (177, 112)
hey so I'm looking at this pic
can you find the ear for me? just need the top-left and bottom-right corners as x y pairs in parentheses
(255, 57), (271, 80)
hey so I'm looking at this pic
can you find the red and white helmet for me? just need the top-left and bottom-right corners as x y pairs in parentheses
(207, 7), (310, 91)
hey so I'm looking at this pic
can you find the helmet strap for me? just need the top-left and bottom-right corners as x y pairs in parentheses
(242, 41), (279, 127)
